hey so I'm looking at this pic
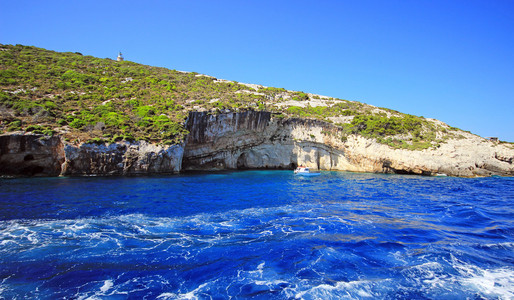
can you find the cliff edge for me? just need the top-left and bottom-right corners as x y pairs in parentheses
(1, 111), (512, 177)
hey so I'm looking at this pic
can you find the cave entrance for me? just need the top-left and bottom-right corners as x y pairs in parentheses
(21, 165), (45, 176)
(237, 153), (248, 170)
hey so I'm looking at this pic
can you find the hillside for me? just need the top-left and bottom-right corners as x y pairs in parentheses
(0, 44), (474, 150)
(1, 44), (513, 177)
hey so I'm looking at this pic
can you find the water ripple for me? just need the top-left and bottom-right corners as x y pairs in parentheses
(0, 172), (513, 298)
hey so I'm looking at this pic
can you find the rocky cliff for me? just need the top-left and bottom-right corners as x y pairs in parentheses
(0, 133), (183, 177)
(2, 45), (512, 178)
(61, 141), (184, 176)
(1, 111), (513, 177)
(0, 133), (64, 176)
(183, 111), (514, 177)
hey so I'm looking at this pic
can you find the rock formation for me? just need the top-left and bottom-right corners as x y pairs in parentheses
(1, 111), (513, 177)
(183, 111), (514, 177)
(61, 141), (184, 176)
(0, 134), (183, 177)
(0, 133), (65, 176)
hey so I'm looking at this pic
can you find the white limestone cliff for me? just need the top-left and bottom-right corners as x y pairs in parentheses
(183, 111), (514, 177)
(1, 111), (513, 177)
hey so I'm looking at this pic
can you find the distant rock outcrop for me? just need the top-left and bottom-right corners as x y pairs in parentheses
(1, 111), (513, 177)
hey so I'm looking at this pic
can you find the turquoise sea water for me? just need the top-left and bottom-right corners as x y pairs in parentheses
(0, 171), (513, 299)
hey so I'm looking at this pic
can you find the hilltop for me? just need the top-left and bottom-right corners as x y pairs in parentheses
(0, 44), (479, 149)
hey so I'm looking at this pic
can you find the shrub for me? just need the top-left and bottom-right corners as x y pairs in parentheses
(135, 105), (155, 118)
(69, 118), (86, 129)
(25, 124), (44, 133)
(86, 138), (106, 144)
(104, 112), (126, 127)
(43, 100), (58, 110)
(292, 92), (309, 101)
(7, 119), (22, 131)
(345, 114), (423, 137)
(42, 128), (55, 136)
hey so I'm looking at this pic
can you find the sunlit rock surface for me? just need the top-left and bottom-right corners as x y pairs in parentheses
(1, 111), (513, 177)
(183, 111), (514, 177)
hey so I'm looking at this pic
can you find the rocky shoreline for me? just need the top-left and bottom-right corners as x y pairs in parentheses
(1, 111), (513, 177)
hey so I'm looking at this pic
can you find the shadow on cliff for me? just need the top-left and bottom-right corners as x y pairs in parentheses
(0, 134), (65, 177)
(181, 111), (342, 172)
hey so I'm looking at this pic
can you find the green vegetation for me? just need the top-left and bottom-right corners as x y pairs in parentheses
(292, 91), (309, 101)
(337, 114), (459, 150)
(0, 44), (271, 144)
(286, 102), (364, 120)
(284, 100), (462, 150)
(0, 44), (463, 149)
(343, 114), (422, 137)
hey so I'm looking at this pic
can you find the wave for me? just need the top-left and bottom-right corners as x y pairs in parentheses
(1, 173), (513, 299)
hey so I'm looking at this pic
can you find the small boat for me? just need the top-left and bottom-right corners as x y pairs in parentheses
(294, 166), (320, 176)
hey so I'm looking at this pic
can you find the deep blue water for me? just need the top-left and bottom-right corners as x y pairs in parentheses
(0, 171), (513, 299)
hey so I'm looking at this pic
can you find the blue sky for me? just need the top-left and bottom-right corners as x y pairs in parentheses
(1, 1), (513, 141)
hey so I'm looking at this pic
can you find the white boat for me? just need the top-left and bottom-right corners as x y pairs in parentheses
(294, 166), (320, 176)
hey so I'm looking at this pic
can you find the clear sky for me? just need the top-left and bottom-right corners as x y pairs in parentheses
(1, 0), (513, 141)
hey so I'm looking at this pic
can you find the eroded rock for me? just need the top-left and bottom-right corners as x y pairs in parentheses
(1, 112), (513, 177)
(0, 133), (64, 176)
(182, 111), (514, 177)
(61, 141), (184, 176)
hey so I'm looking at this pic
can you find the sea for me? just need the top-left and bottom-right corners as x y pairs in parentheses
(0, 171), (513, 299)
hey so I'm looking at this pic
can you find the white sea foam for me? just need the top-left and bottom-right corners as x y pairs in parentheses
(293, 279), (392, 299)
(99, 280), (113, 292)
(482, 242), (514, 249)
(158, 282), (212, 300)
(450, 255), (514, 299)
(394, 254), (514, 299)
(461, 267), (514, 299)
(156, 292), (177, 299)
(2, 192), (512, 299)
(0, 275), (12, 295)
(65, 222), (88, 232)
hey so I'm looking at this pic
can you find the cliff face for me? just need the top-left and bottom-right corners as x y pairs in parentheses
(1, 111), (513, 177)
(0, 133), (65, 176)
(183, 111), (514, 177)
(0, 133), (183, 177)
(61, 141), (184, 176)
(341, 134), (514, 177)
(183, 111), (343, 170)
(183, 111), (292, 170)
